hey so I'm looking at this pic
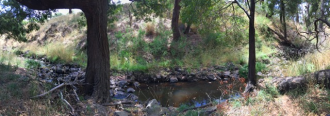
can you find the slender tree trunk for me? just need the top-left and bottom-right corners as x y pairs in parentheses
(296, 9), (299, 23)
(318, 0), (325, 45)
(172, 0), (181, 41)
(82, 0), (110, 103)
(184, 23), (191, 34)
(280, 0), (287, 40)
(305, 4), (311, 34)
(246, 0), (256, 91)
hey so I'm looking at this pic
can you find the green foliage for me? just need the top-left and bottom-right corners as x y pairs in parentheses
(0, 0), (51, 41)
(180, 0), (213, 25)
(132, 0), (172, 21)
(25, 59), (41, 69)
(304, 101), (318, 113)
(239, 62), (267, 78)
(149, 36), (168, 58)
(239, 65), (248, 78)
(7, 82), (22, 98)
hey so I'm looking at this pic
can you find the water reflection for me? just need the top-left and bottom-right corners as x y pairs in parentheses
(133, 81), (244, 107)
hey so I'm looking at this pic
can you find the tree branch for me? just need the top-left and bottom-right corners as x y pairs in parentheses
(16, 0), (84, 10)
(313, 18), (330, 51)
(234, 1), (251, 20)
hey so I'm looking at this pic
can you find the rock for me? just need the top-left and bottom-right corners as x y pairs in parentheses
(202, 106), (217, 115)
(170, 77), (178, 83)
(114, 91), (127, 99)
(126, 94), (138, 101)
(110, 79), (116, 85)
(110, 85), (116, 89)
(133, 81), (140, 87)
(272, 76), (306, 93)
(207, 75), (217, 81)
(118, 80), (128, 87)
(114, 110), (130, 116)
(127, 88), (135, 93)
(177, 76), (187, 81)
(146, 99), (162, 116)
(314, 69), (330, 88)
(223, 71), (231, 78)
(146, 99), (160, 109)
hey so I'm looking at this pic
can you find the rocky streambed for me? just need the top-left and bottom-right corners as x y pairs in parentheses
(13, 50), (330, 115)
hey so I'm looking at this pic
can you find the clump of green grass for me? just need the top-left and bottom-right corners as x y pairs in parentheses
(25, 59), (41, 69)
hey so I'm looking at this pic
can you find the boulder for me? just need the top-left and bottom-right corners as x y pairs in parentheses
(272, 76), (306, 94)
(314, 69), (330, 88)
(146, 99), (162, 116)
(170, 77), (178, 83)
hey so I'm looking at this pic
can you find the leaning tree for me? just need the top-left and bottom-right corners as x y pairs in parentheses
(16, 0), (111, 103)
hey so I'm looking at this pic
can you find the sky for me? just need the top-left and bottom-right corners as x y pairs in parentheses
(57, 0), (131, 15)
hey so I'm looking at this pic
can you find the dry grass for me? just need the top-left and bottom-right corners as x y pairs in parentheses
(283, 49), (330, 76)
(145, 22), (156, 36)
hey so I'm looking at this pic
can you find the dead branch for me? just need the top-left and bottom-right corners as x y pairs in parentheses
(102, 101), (135, 106)
(60, 91), (76, 115)
(31, 83), (65, 99)
(314, 18), (330, 51)
(180, 103), (213, 113)
(31, 79), (84, 99)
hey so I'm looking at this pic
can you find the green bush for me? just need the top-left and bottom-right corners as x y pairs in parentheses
(25, 60), (41, 69)
(239, 62), (267, 78)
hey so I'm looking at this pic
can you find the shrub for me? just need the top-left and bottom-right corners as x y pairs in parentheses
(239, 62), (267, 78)
(25, 59), (41, 69)
(145, 22), (155, 36)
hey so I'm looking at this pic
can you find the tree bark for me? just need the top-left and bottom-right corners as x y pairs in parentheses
(82, 0), (110, 103)
(16, 0), (111, 103)
(280, 0), (287, 40)
(172, 0), (181, 41)
(184, 23), (191, 34)
(305, 4), (311, 34)
(247, 0), (256, 91)
(318, 0), (325, 45)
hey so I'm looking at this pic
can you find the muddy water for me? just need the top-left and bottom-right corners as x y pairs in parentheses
(133, 80), (245, 107)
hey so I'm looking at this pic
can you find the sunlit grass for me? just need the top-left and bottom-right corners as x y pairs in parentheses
(284, 49), (330, 76)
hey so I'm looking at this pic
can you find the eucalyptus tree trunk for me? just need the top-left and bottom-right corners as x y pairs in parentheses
(318, 0), (325, 45)
(16, 0), (111, 103)
(280, 0), (287, 40)
(82, 0), (110, 103)
(246, 0), (257, 91)
(172, 0), (181, 41)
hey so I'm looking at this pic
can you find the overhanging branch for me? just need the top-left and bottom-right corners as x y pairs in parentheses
(234, 0), (251, 20)
(16, 0), (84, 10)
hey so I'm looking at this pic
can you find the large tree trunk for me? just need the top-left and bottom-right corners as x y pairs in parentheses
(82, 0), (110, 103)
(16, 0), (111, 103)
(172, 0), (181, 41)
(246, 0), (256, 92)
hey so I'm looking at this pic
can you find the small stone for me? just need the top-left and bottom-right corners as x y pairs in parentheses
(127, 88), (135, 93)
(133, 81), (140, 87)
(114, 110), (129, 116)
